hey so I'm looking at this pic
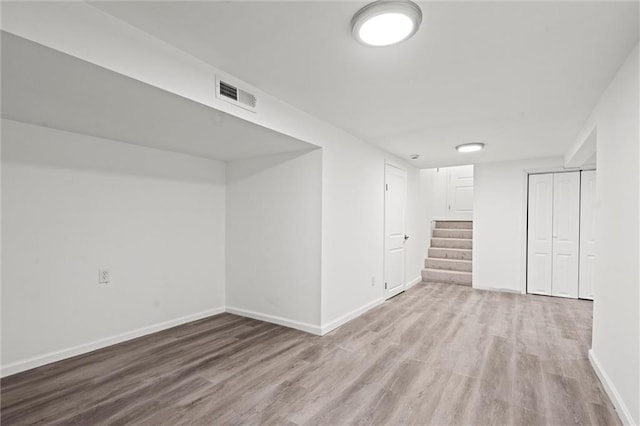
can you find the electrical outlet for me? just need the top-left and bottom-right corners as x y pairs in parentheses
(371, 276), (376, 287)
(98, 268), (110, 284)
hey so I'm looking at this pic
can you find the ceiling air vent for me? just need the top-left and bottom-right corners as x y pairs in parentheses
(215, 77), (257, 112)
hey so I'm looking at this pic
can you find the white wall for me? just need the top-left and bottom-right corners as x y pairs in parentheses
(405, 164), (427, 290)
(473, 157), (564, 293)
(420, 167), (449, 257)
(319, 148), (425, 332)
(226, 150), (322, 333)
(579, 45), (638, 425)
(2, 2), (427, 342)
(1, 119), (227, 375)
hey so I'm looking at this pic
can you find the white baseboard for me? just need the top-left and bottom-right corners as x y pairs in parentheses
(225, 307), (322, 336)
(2, 295), (395, 377)
(406, 275), (422, 289)
(589, 349), (634, 425)
(0, 307), (225, 378)
(320, 297), (384, 336)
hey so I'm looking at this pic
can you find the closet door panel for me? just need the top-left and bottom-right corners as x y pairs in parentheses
(527, 174), (553, 295)
(551, 172), (580, 298)
(579, 170), (597, 300)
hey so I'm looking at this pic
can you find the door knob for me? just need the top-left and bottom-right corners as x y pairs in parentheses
(404, 235), (410, 241)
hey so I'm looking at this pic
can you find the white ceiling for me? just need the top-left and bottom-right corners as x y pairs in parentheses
(1, 32), (316, 162)
(91, 1), (639, 168)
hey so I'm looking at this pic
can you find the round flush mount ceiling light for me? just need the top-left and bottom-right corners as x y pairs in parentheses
(456, 143), (485, 153)
(351, 0), (423, 47)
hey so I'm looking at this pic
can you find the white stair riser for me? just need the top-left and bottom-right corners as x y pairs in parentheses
(432, 229), (472, 239)
(421, 269), (472, 286)
(428, 248), (472, 261)
(425, 258), (472, 272)
(435, 221), (472, 230)
(431, 238), (472, 249)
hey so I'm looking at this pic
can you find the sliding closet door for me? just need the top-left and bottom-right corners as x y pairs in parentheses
(551, 172), (580, 298)
(527, 174), (554, 296)
(579, 170), (597, 300)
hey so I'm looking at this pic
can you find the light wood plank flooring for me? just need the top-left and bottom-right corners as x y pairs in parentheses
(1, 282), (619, 425)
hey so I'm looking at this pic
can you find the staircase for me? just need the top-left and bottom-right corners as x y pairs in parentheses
(421, 220), (473, 286)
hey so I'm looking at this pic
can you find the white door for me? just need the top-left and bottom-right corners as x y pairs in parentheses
(527, 173), (554, 296)
(384, 163), (407, 299)
(446, 165), (474, 220)
(551, 172), (581, 298)
(579, 170), (597, 300)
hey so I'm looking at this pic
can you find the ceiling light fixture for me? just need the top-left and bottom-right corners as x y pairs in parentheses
(456, 143), (485, 153)
(351, 0), (422, 47)
(409, 154), (420, 160)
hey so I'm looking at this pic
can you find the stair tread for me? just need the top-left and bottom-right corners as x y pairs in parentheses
(423, 268), (471, 275)
(432, 237), (472, 241)
(435, 221), (472, 223)
(435, 221), (473, 230)
(434, 231), (473, 236)
(429, 247), (472, 252)
(426, 258), (472, 263)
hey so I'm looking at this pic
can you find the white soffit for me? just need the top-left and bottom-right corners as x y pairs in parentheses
(1, 32), (317, 162)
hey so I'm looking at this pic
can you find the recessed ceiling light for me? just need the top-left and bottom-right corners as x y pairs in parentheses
(456, 143), (485, 153)
(409, 154), (420, 160)
(352, 0), (422, 47)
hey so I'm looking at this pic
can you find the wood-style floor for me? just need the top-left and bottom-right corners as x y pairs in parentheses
(1, 282), (619, 425)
